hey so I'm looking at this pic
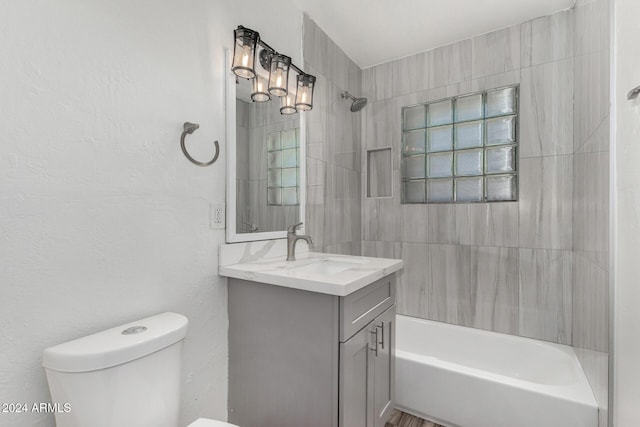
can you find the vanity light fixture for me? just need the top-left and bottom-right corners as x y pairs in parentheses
(295, 74), (316, 111)
(280, 94), (297, 115)
(231, 25), (316, 114)
(251, 75), (270, 102)
(231, 27), (258, 79)
(268, 53), (291, 97)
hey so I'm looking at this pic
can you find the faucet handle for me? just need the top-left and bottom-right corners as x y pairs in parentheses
(287, 222), (303, 233)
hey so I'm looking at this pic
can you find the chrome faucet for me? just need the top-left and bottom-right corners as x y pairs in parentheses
(286, 222), (313, 261)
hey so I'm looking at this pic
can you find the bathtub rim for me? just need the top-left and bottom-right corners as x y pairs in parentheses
(395, 314), (598, 409)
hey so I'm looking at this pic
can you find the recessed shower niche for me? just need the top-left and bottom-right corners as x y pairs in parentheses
(367, 147), (393, 198)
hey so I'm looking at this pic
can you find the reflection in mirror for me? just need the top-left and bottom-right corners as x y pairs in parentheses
(235, 77), (300, 235)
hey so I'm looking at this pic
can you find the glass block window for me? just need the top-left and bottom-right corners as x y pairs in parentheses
(401, 86), (518, 204)
(267, 128), (299, 206)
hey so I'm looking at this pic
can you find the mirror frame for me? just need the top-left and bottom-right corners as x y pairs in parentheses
(225, 49), (306, 243)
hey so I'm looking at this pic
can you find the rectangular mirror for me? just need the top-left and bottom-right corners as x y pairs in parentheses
(226, 51), (306, 243)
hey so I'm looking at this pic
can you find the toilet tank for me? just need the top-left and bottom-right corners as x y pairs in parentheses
(42, 312), (189, 427)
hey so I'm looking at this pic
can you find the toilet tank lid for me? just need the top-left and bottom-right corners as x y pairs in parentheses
(43, 312), (188, 373)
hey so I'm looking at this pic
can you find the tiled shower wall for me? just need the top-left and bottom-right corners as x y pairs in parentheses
(361, 10), (577, 343)
(303, 16), (362, 255)
(572, 0), (611, 424)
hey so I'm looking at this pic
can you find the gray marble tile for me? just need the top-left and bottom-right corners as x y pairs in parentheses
(521, 10), (574, 68)
(518, 249), (572, 344)
(456, 202), (519, 247)
(574, 50), (610, 148)
(362, 66), (375, 100)
(305, 185), (326, 250)
(303, 15), (328, 77)
(472, 25), (521, 79)
(324, 241), (361, 256)
(426, 39), (473, 89)
(399, 204), (429, 243)
(427, 204), (466, 245)
(396, 243), (430, 317)
(307, 141), (325, 162)
(426, 244), (472, 325)
(365, 98), (400, 150)
(469, 70), (520, 93)
(373, 196), (402, 242)
(574, 0), (610, 57)
(468, 246), (519, 334)
(365, 98), (408, 173)
(575, 116), (610, 154)
(323, 164), (361, 245)
(520, 58), (574, 158)
(519, 155), (573, 250)
(391, 51), (429, 98)
(360, 240), (403, 259)
(573, 151), (609, 269)
(306, 157), (326, 187)
(303, 15), (361, 94)
(371, 61), (395, 102)
(572, 251), (609, 352)
(362, 197), (379, 241)
(305, 71), (328, 147)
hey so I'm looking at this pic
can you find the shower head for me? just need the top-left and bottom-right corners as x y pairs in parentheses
(341, 91), (368, 112)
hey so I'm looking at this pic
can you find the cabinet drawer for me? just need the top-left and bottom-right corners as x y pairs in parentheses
(340, 275), (395, 342)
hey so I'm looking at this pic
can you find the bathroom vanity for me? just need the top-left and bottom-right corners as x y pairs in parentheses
(220, 247), (402, 427)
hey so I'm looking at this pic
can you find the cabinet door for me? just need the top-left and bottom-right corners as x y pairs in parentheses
(339, 324), (373, 427)
(372, 306), (395, 427)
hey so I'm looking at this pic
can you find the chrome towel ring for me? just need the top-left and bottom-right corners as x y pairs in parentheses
(180, 122), (220, 167)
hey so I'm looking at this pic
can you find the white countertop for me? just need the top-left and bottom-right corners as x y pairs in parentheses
(219, 251), (403, 296)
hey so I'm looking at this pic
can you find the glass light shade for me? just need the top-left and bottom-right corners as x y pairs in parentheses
(268, 54), (291, 97)
(295, 74), (316, 111)
(251, 75), (270, 102)
(232, 27), (258, 79)
(280, 94), (297, 115)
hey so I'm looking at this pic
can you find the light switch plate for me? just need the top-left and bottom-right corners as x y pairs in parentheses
(210, 203), (225, 229)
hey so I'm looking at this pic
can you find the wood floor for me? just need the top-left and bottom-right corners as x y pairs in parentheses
(385, 410), (445, 427)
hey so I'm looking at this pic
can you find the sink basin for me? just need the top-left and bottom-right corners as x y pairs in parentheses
(219, 247), (404, 296)
(287, 257), (367, 275)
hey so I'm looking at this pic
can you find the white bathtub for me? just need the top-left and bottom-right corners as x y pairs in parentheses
(395, 315), (598, 427)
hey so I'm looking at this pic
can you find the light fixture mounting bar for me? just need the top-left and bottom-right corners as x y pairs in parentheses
(237, 25), (305, 75)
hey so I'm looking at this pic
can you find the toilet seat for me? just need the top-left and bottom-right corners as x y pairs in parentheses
(188, 418), (239, 427)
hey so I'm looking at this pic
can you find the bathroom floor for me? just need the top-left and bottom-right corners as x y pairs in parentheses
(385, 410), (445, 427)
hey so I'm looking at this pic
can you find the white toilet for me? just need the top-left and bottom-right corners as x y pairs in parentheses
(42, 312), (237, 427)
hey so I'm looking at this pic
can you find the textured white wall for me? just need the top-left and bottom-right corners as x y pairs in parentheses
(613, 0), (640, 425)
(0, 1), (301, 426)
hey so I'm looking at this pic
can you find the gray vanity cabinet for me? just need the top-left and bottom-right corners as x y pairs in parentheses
(228, 274), (396, 427)
(340, 305), (395, 427)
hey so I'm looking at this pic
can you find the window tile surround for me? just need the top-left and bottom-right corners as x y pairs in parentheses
(401, 86), (519, 204)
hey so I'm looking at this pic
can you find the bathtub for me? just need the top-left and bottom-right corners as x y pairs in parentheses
(395, 315), (598, 427)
